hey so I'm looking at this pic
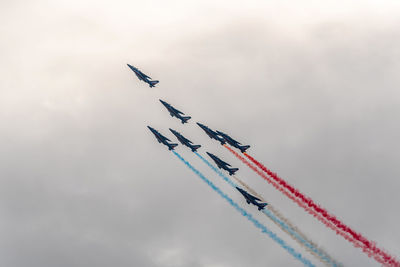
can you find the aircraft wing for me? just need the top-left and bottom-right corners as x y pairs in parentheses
(242, 190), (261, 202)
(141, 72), (151, 79)
(158, 132), (171, 142)
(171, 106), (184, 115)
(133, 71), (144, 80)
(181, 135), (193, 144)
(250, 195), (262, 202)
(220, 159), (231, 167)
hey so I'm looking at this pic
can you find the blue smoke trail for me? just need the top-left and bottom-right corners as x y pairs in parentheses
(172, 150), (315, 267)
(194, 152), (337, 267)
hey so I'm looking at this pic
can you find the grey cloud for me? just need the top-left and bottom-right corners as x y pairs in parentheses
(1, 2), (400, 267)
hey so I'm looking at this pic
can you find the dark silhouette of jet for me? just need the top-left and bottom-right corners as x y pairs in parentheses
(197, 123), (225, 145)
(236, 187), (268, 210)
(159, 100), (191, 124)
(216, 130), (250, 153)
(147, 126), (178, 150)
(127, 64), (159, 87)
(169, 129), (201, 152)
(206, 152), (238, 175)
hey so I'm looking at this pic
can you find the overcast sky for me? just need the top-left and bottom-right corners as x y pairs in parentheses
(1, 1), (400, 266)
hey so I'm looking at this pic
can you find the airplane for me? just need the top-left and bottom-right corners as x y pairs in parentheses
(236, 187), (268, 210)
(159, 99), (191, 124)
(206, 152), (238, 175)
(127, 64), (159, 87)
(197, 123), (225, 145)
(216, 130), (250, 153)
(147, 126), (178, 150)
(169, 128), (201, 152)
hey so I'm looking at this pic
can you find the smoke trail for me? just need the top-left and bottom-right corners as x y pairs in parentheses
(223, 145), (388, 264)
(172, 150), (315, 267)
(242, 152), (399, 266)
(232, 175), (342, 267)
(193, 152), (338, 266)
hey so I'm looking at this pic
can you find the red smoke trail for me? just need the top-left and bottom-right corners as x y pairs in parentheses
(224, 145), (390, 265)
(242, 151), (398, 266)
(225, 146), (357, 243)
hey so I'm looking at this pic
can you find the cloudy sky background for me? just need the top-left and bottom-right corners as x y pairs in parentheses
(1, 1), (400, 266)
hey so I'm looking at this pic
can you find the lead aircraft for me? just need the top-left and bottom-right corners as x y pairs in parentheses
(127, 64), (159, 87)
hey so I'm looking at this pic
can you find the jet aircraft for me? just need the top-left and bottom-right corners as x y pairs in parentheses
(216, 130), (250, 153)
(127, 64), (159, 87)
(160, 100), (191, 124)
(236, 187), (268, 210)
(206, 152), (238, 175)
(169, 129), (201, 152)
(197, 123), (225, 145)
(147, 126), (178, 150)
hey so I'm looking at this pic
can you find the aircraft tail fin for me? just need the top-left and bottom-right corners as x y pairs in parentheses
(149, 80), (159, 87)
(168, 143), (178, 150)
(257, 203), (268, 210)
(191, 144), (201, 152)
(228, 167), (239, 175)
(181, 116), (191, 124)
(239, 145), (250, 153)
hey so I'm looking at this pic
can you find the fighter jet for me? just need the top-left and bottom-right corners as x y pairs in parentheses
(216, 130), (250, 153)
(236, 187), (268, 211)
(206, 152), (238, 175)
(197, 123), (225, 145)
(169, 129), (201, 152)
(147, 126), (178, 150)
(159, 100), (191, 124)
(127, 64), (159, 87)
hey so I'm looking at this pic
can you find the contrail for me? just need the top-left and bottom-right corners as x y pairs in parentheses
(223, 145), (387, 264)
(172, 150), (315, 267)
(231, 175), (342, 267)
(242, 152), (399, 266)
(224, 145), (397, 266)
(193, 152), (338, 266)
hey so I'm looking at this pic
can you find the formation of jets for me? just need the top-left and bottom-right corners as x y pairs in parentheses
(133, 64), (262, 211)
